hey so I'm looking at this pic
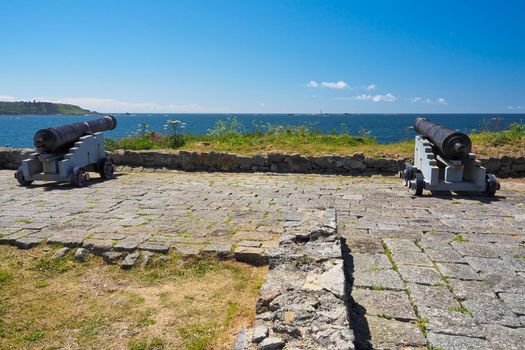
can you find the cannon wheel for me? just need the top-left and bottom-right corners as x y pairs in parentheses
(413, 173), (425, 196)
(401, 164), (417, 186)
(484, 174), (499, 197)
(14, 167), (33, 186)
(71, 167), (89, 187)
(98, 158), (115, 179)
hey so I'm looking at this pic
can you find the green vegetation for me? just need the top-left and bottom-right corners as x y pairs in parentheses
(453, 234), (469, 243)
(0, 101), (93, 115)
(474, 123), (525, 147)
(416, 317), (429, 336)
(448, 306), (471, 315)
(105, 116), (525, 158)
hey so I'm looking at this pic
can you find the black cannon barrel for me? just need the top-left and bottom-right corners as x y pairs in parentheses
(413, 117), (471, 160)
(34, 115), (117, 152)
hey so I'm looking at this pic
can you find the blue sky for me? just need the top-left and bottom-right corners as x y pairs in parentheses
(1, 0), (524, 113)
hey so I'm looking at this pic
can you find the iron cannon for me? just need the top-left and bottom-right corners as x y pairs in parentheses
(15, 116), (117, 187)
(401, 117), (499, 196)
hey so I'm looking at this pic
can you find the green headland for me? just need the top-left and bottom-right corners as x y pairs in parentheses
(0, 101), (93, 115)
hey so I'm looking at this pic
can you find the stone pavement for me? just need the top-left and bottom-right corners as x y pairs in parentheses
(0, 169), (524, 349)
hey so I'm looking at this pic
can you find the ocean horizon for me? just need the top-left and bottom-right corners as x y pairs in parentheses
(1, 113), (523, 148)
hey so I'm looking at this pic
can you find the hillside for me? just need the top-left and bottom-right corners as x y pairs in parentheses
(0, 101), (94, 115)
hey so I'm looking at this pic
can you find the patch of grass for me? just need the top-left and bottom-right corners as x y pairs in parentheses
(77, 316), (108, 343)
(382, 242), (398, 272)
(30, 255), (72, 274)
(416, 317), (429, 336)
(453, 234), (468, 243)
(371, 285), (386, 291)
(23, 330), (45, 342)
(449, 306), (471, 315)
(15, 218), (32, 224)
(474, 123), (525, 147)
(513, 255), (525, 260)
(128, 336), (166, 350)
(0, 269), (13, 283)
(34, 280), (50, 288)
(0, 245), (266, 350)
(178, 322), (220, 350)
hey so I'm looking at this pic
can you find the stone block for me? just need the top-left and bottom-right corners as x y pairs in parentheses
(120, 252), (140, 270)
(234, 246), (268, 266)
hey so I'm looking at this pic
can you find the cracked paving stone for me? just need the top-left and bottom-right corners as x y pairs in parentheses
(173, 244), (201, 255)
(397, 265), (443, 285)
(364, 315), (426, 349)
(14, 236), (43, 249)
(138, 242), (170, 254)
(120, 252), (140, 270)
(448, 278), (497, 300)
(352, 269), (405, 290)
(436, 262), (479, 280)
(483, 274), (525, 294)
(425, 248), (465, 263)
(498, 293), (525, 315)
(47, 233), (88, 247)
(202, 243), (232, 258)
(418, 306), (485, 338)
(351, 288), (417, 321)
(482, 324), (525, 350)
(82, 239), (114, 255)
(391, 251), (434, 267)
(465, 257), (516, 277)
(463, 298), (521, 327)
(382, 238), (421, 253)
(427, 333), (493, 350)
(351, 253), (392, 272)
(406, 283), (460, 310)
(451, 242), (500, 259)
(344, 236), (384, 254)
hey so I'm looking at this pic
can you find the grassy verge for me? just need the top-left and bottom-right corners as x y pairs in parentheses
(105, 119), (525, 158)
(0, 245), (266, 350)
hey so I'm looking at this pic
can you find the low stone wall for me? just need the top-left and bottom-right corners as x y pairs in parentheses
(1, 147), (524, 177)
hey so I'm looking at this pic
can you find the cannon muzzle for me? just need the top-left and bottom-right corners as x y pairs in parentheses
(34, 115), (117, 152)
(413, 117), (471, 160)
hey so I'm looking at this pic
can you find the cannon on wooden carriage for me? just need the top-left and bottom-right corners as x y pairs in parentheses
(400, 117), (499, 196)
(14, 115), (117, 187)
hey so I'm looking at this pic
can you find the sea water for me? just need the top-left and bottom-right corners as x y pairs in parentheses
(0, 113), (523, 148)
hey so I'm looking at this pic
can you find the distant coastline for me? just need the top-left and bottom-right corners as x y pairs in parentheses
(0, 101), (95, 115)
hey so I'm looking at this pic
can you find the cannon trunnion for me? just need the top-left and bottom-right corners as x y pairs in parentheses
(14, 116), (117, 187)
(401, 117), (499, 197)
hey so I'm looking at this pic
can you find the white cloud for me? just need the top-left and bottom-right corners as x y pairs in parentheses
(306, 80), (319, 88)
(0, 95), (17, 102)
(307, 80), (349, 89)
(365, 84), (377, 91)
(407, 96), (422, 103)
(353, 93), (396, 102)
(406, 97), (447, 105)
(321, 81), (349, 89)
(507, 105), (524, 110)
(31, 96), (220, 113)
